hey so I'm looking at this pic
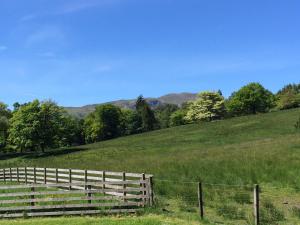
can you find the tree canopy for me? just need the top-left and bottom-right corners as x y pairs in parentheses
(8, 100), (78, 152)
(84, 104), (123, 143)
(135, 96), (157, 131)
(227, 83), (274, 115)
(185, 91), (225, 122)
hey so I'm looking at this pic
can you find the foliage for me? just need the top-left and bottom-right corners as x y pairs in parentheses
(276, 90), (300, 110)
(155, 104), (179, 128)
(84, 104), (123, 143)
(136, 95), (157, 131)
(277, 83), (300, 95)
(170, 110), (187, 127)
(185, 91), (226, 122)
(0, 102), (11, 149)
(227, 83), (275, 116)
(121, 109), (142, 135)
(8, 100), (77, 152)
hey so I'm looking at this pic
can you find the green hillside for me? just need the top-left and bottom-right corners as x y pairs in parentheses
(1, 108), (300, 224)
(2, 108), (300, 186)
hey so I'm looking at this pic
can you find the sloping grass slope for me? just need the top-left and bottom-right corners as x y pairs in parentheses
(1, 108), (300, 188)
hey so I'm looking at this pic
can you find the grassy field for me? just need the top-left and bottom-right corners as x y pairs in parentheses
(1, 108), (300, 224)
(0, 215), (202, 225)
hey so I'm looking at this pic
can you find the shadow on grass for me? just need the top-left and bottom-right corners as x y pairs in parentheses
(0, 147), (88, 160)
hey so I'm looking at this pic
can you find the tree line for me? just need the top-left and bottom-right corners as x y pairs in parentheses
(1, 82), (300, 153)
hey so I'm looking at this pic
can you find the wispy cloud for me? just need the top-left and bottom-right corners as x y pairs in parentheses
(19, 14), (37, 22)
(37, 51), (56, 58)
(25, 26), (65, 47)
(0, 45), (8, 51)
(93, 65), (112, 73)
(18, 0), (122, 23)
(59, 0), (121, 14)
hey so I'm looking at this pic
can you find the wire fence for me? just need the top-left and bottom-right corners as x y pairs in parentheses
(153, 179), (300, 225)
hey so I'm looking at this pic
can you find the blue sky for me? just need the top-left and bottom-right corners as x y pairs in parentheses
(0, 0), (300, 107)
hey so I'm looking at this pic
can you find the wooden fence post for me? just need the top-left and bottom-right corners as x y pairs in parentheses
(149, 176), (154, 206)
(34, 167), (37, 183)
(3, 169), (6, 182)
(69, 169), (72, 190)
(122, 172), (126, 202)
(84, 170), (88, 190)
(30, 187), (35, 207)
(55, 168), (58, 183)
(17, 167), (19, 183)
(141, 173), (146, 207)
(44, 168), (47, 184)
(102, 171), (106, 194)
(25, 167), (27, 184)
(198, 182), (204, 219)
(254, 184), (260, 225)
(88, 185), (92, 204)
(9, 168), (12, 181)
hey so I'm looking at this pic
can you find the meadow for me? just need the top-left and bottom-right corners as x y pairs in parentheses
(1, 108), (300, 224)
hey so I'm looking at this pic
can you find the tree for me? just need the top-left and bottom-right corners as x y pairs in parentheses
(8, 100), (41, 152)
(155, 104), (179, 128)
(135, 95), (157, 131)
(227, 83), (275, 116)
(120, 109), (142, 135)
(84, 104), (122, 143)
(170, 110), (187, 126)
(185, 91), (226, 122)
(0, 102), (11, 149)
(277, 83), (300, 95)
(276, 90), (300, 110)
(8, 100), (79, 152)
(276, 83), (300, 110)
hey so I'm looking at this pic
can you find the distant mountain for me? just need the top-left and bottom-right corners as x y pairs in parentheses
(65, 92), (197, 118)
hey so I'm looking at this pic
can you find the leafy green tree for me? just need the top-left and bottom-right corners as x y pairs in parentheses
(135, 95), (157, 131)
(120, 109), (142, 135)
(84, 104), (122, 143)
(227, 83), (275, 116)
(277, 83), (300, 95)
(9, 100), (79, 152)
(276, 90), (300, 110)
(170, 110), (187, 126)
(0, 102), (11, 148)
(155, 104), (179, 128)
(60, 116), (85, 146)
(185, 91), (226, 122)
(8, 100), (41, 152)
(276, 84), (300, 110)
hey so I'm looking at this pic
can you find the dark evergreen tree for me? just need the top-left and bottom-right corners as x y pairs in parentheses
(135, 95), (157, 131)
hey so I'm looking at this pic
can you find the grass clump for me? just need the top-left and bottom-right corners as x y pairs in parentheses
(260, 200), (285, 224)
(216, 204), (246, 220)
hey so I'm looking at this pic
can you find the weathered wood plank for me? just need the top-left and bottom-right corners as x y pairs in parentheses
(0, 187), (147, 198)
(0, 202), (141, 212)
(0, 209), (138, 218)
(0, 195), (147, 204)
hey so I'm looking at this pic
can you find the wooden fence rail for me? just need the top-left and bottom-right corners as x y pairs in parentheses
(0, 167), (154, 218)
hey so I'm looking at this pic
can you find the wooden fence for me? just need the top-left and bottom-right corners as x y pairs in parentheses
(0, 167), (153, 218)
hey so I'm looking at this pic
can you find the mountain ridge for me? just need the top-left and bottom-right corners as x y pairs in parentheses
(65, 92), (197, 118)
